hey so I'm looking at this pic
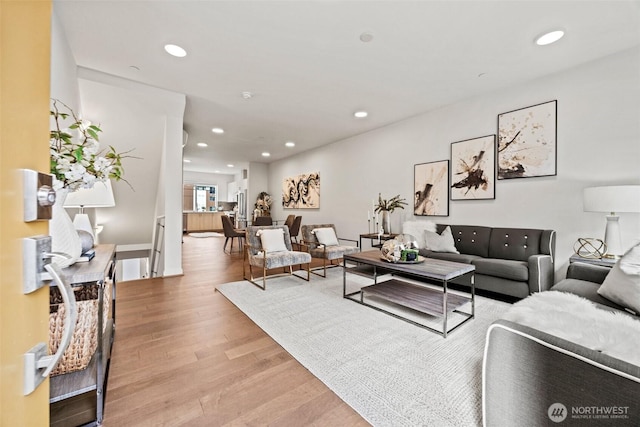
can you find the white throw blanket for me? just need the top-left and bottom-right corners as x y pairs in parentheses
(502, 291), (640, 366)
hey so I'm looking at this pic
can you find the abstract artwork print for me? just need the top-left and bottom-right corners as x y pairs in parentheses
(414, 160), (449, 216)
(451, 135), (496, 200)
(497, 100), (557, 179)
(282, 172), (320, 209)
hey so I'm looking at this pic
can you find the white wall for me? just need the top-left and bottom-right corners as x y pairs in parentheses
(248, 162), (269, 216)
(269, 47), (640, 278)
(50, 11), (79, 110)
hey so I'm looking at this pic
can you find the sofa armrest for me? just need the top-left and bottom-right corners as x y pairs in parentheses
(527, 254), (554, 293)
(483, 319), (640, 427)
(566, 261), (610, 284)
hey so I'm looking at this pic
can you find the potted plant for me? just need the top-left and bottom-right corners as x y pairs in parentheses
(375, 193), (407, 234)
(49, 99), (132, 266)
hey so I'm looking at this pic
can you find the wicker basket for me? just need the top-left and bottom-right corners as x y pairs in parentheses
(49, 280), (111, 376)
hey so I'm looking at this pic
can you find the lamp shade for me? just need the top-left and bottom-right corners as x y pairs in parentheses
(583, 185), (640, 213)
(64, 180), (115, 208)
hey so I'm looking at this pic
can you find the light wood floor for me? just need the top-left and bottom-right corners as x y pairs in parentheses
(103, 235), (369, 426)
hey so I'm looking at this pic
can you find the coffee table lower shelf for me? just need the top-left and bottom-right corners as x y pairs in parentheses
(348, 279), (474, 337)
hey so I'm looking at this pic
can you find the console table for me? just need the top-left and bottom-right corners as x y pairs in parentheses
(49, 244), (116, 427)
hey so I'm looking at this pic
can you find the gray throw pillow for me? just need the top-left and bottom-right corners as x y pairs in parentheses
(424, 226), (459, 254)
(597, 243), (640, 315)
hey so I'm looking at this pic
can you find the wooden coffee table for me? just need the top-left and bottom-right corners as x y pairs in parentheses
(343, 250), (475, 337)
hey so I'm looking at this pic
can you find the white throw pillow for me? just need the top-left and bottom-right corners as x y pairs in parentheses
(423, 226), (459, 254)
(598, 243), (640, 314)
(258, 229), (288, 253)
(313, 227), (339, 246)
(402, 220), (436, 247)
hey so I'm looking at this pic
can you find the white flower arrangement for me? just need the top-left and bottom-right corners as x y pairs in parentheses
(50, 99), (130, 191)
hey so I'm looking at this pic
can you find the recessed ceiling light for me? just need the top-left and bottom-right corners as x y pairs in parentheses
(285, 141), (296, 148)
(183, 159), (191, 163)
(227, 164), (234, 168)
(354, 111), (368, 118)
(214, 170), (220, 173)
(164, 44), (187, 57)
(262, 152), (270, 157)
(535, 30), (564, 46)
(360, 32), (374, 43)
(211, 127), (224, 134)
(197, 142), (208, 147)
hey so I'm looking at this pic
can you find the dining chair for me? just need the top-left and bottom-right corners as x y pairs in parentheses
(289, 215), (302, 248)
(221, 215), (245, 253)
(284, 214), (296, 230)
(253, 216), (273, 226)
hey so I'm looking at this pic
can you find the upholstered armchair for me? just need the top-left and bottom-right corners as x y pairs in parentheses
(301, 224), (359, 277)
(243, 225), (311, 290)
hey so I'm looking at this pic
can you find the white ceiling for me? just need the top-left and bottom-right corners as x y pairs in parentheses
(54, 0), (640, 175)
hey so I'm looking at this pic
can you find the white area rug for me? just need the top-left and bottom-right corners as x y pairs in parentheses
(187, 232), (224, 238)
(217, 269), (511, 426)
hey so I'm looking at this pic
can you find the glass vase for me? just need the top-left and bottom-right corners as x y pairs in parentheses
(49, 188), (82, 267)
(381, 210), (391, 234)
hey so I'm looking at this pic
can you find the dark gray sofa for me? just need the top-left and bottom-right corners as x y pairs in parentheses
(483, 262), (640, 426)
(418, 224), (556, 299)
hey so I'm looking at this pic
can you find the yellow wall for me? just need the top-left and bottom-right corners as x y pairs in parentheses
(1, 0), (52, 424)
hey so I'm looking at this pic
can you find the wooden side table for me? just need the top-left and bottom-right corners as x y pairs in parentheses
(569, 254), (616, 268)
(359, 233), (398, 250)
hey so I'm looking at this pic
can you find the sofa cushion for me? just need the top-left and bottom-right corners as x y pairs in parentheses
(437, 224), (491, 257)
(424, 226), (459, 253)
(598, 244), (640, 315)
(258, 228), (288, 253)
(419, 250), (481, 264)
(313, 227), (339, 246)
(473, 258), (528, 282)
(552, 278), (628, 313)
(488, 228), (543, 262)
(309, 245), (359, 261)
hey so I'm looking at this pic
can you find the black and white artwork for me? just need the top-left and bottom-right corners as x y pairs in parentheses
(497, 100), (557, 179)
(282, 171), (320, 208)
(414, 160), (449, 216)
(451, 135), (496, 200)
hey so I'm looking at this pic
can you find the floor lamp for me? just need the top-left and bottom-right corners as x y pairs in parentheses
(64, 180), (115, 243)
(583, 185), (640, 258)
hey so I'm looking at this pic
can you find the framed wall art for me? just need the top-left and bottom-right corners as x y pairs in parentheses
(282, 171), (320, 209)
(450, 134), (496, 200)
(497, 100), (557, 179)
(414, 160), (449, 216)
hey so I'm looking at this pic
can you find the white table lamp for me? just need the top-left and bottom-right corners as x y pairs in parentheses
(64, 180), (115, 238)
(583, 185), (640, 258)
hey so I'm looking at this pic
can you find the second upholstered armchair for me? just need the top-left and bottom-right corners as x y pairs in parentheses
(301, 224), (359, 277)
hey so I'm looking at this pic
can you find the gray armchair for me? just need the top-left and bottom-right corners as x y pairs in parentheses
(301, 224), (359, 277)
(243, 225), (311, 290)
